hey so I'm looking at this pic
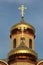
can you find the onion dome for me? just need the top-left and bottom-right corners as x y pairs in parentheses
(10, 17), (35, 38)
(8, 5), (37, 65)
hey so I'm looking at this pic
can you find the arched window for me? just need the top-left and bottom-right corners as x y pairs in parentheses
(29, 39), (32, 49)
(13, 39), (16, 48)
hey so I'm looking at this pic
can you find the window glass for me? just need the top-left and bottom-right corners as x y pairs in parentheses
(14, 39), (16, 48)
(29, 39), (32, 49)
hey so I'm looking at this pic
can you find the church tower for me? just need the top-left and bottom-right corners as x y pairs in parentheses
(8, 5), (38, 65)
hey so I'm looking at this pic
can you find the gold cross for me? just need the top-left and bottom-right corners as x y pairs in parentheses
(18, 5), (27, 17)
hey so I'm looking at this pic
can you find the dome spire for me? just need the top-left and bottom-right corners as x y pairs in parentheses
(18, 5), (27, 18)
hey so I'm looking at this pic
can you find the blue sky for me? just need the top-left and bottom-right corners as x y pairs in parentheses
(0, 0), (43, 59)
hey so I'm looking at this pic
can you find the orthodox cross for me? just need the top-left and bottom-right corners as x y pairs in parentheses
(18, 5), (27, 17)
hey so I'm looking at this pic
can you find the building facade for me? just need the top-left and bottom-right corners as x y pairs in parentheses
(0, 5), (43, 65)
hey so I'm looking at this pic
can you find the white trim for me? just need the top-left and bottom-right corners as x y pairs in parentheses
(0, 60), (8, 65)
(37, 60), (43, 65)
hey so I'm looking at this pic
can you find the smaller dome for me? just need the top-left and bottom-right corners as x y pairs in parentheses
(37, 60), (43, 65)
(10, 17), (35, 34)
(0, 60), (8, 65)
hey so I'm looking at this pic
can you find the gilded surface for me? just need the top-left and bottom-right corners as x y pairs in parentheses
(8, 47), (37, 57)
(18, 5), (27, 17)
(10, 22), (35, 33)
(11, 62), (35, 65)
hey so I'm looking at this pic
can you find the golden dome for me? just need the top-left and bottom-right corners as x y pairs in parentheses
(10, 17), (35, 33)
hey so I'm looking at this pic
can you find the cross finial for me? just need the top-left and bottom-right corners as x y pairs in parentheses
(18, 5), (27, 17)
